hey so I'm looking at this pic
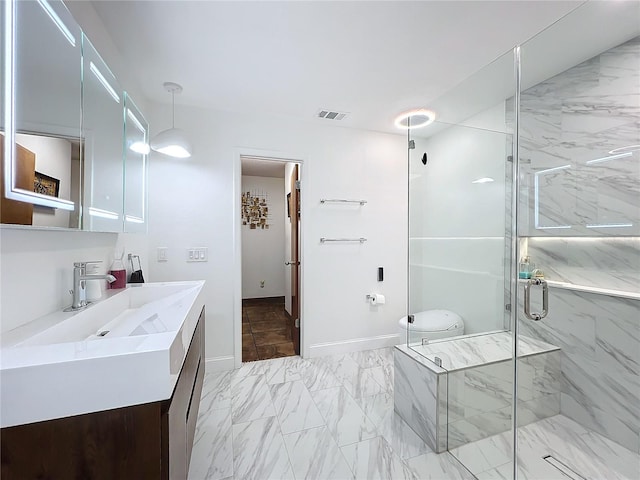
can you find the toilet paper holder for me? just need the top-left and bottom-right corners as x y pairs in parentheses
(366, 294), (386, 305)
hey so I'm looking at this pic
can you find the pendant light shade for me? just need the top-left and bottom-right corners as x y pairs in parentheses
(150, 127), (192, 158)
(151, 82), (192, 158)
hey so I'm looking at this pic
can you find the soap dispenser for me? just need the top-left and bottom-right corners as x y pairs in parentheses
(109, 249), (127, 289)
(519, 256), (532, 279)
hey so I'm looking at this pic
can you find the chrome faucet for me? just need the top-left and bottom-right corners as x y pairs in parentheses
(65, 262), (117, 311)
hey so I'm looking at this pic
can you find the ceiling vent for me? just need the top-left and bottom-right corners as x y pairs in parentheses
(317, 109), (348, 121)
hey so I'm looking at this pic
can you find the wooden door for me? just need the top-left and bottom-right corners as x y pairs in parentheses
(290, 164), (301, 354)
(0, 135), (35, 225)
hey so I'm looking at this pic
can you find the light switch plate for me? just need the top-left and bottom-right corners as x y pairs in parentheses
(157, 247), (168, 262)
(187, 247), (208, 262)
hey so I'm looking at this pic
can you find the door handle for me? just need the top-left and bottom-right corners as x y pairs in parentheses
(285, 261), (300, 266)
(524, 278), (548, 321)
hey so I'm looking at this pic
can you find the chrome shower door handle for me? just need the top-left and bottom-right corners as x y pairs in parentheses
(524, 278), (549, 321)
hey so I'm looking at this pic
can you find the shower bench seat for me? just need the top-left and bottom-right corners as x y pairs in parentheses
(394, 331), (560, 453)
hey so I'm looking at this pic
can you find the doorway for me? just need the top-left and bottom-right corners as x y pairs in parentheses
(239, 156), (301, 362)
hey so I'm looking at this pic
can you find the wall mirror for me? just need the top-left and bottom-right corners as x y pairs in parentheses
(1, 0), (82, 227)
(82, 33), (124, 233)
(123, 94), (149, 233)
(1, 0), (148, 232)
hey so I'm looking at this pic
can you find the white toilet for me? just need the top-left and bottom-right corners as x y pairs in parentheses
(398, 310), (464, 345)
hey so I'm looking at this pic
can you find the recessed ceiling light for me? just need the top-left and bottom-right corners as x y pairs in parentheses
(471, 177), (495, 184)
(394, 109), (436, 130)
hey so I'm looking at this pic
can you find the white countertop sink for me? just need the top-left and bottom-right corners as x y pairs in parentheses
(0, 281), (205, 428)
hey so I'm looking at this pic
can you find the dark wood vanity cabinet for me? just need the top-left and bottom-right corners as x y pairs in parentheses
(0, 307), (205, 480)
(164, 308), (205, 479)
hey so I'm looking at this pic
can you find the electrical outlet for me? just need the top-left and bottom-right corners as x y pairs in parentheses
(187, 247), (208, 262)
(157, 247), (168, 262)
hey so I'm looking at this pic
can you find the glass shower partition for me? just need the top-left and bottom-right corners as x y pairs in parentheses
(513, 2), (640, 480)
(405, 3), (639, 480)
(406, 49), (518, 473)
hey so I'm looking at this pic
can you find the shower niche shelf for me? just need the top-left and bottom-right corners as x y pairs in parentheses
(518, 279), (639, 300)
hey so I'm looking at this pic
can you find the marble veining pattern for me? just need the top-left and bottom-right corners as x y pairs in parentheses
(340, 436), (418, 480)
(519, 284), (640, 452)
(189, 348), (463, 480)
(409, 331), (558, 372)
(526, 237), (640, 293)
(397, 335), (560, 452)
(518, 37), (640, 238)
(356, 392), (432, 459)
(232, 416), (294, 480)
(456, 414), (640, 480)
(269, 380), (325, 434)
(322, 353), (386, 398)
(199, 371), (231, 412)
(283, 426), (354, 480)
(393, 346), (443, 451)
(230, 373), (275, 424)
(189, 348), (638, 479)
(188, 407), (233, 480)
(311, 386), (378, 447)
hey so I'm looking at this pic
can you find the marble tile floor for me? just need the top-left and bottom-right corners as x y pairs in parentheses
(188, 347), (476, 480)
(453, 414), (640, 480)
(189, 347), (639, 480)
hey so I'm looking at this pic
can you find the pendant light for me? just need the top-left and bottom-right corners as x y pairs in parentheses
(150, 82), (192, 158)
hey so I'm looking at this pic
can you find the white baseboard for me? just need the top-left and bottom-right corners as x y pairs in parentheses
(205, 355), (235, 373)
(308, 333), (401, 358)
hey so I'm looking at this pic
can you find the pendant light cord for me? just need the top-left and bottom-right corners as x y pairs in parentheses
(172, 90), (175, 128)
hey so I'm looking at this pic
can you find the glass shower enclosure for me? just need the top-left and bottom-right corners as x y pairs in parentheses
(405, 2), (640, 478)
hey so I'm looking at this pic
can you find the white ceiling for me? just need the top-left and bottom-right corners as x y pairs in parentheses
(89, 0), (584, 135)
(241, 157), (286, 178)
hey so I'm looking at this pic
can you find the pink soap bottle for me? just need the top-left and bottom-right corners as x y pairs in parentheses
(109, 250), (126, 289)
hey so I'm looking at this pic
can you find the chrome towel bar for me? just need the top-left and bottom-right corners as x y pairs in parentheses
(320, 237), (367, 243)
(320, 199), (367, 205)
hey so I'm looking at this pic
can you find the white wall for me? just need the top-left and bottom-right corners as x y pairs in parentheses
(65, 1), (148, 112)
(241, 175), (286, 299)
(0, 229), (148, 333)
(409, 102), (509, 335)
(284, 163), (295, 315)
(146, 103), (407, 367)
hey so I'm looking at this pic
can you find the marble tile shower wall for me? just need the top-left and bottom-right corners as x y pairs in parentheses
(510, 36), (640, 454)
(518, 36), (640, 237)
(519, 289), (639, 453)
(527, 237), (640, 292)
(447, 350), (560, 450)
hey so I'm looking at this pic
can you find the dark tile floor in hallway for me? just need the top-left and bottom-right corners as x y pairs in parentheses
(242, 297), (295, 361)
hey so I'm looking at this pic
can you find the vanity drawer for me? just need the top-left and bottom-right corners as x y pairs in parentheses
(163, 307), (205, 479)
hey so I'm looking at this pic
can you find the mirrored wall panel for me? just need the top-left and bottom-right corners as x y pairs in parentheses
(123, 94), (148, 233)
(1, 0), (149, 232)
(82, 34), (124, 232)
(2, 0), (82, 226)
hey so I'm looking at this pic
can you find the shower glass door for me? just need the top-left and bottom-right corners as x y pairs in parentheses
(405, 47), (518, 476)
(513, 2), (640, 479)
